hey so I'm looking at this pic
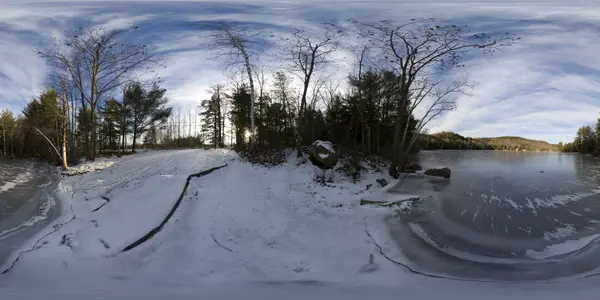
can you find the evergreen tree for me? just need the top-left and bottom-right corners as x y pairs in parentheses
(0, 110), (16, 158)
(100, 98), (122, 151)
(125, 82), (172, 153)
(228, 85), (252, 148)
(143, 125), (158, 146)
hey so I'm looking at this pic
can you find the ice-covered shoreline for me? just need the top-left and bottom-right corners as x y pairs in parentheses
(0, 161), (35, 194)
(0, 160), (61, 270)
(3, 149), (600, 299)
(0, 150), (406, 285)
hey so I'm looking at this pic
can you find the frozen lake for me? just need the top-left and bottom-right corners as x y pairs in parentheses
(0, 159), (58, 266)
(390, 150), (600, 281)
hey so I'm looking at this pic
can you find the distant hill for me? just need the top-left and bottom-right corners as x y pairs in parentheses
(422, 131), (558, 151)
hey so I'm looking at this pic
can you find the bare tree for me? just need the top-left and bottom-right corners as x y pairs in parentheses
(271, 71), (297, 145)
(38, 26), (162, 160)
(39, 71), (71, 169)
(401, 76), (473, 158)
(322, 78), (340, 109)
(210, 23), (263, 150)
(282, 27), (340, 156)
(354, 19), (518, 177)
(254, 67), (267, 102)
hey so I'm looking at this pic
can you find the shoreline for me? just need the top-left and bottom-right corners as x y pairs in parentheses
(0, 162), (63, 271)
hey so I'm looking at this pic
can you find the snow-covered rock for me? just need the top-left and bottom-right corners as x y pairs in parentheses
(424, 167), (451, 179)
(308, 140), (338, 169)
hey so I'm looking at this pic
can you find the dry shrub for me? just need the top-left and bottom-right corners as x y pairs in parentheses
(239, 148), (289, 167)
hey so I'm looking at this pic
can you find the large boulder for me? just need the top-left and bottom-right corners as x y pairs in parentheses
(308, 140), (339, 170)
(424, 167), (451, 179)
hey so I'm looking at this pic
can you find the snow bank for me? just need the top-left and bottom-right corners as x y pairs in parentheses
(61, 156), (119, 176)
(129, 153), (404, 284)
(526, 234), (600, 260)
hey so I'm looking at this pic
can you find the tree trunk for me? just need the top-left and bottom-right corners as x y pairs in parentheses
(62, 125), (68, 169)
(222, 104), (226, 147)
(389, 95), (407, 178)
(1, 124), (5, 158)
(213, 104), (218, 148)
(35, 128), (62, 163)
(61, 79), (69, 169)
(89, 107), (96, 160)
(132, 126), (137, 153)
(366, 126), (371, 155)
(242, 51), (255, 150)
(296, 80), (310, 157)
(68, 90), (75, 163)
(82, 103), (89, 160)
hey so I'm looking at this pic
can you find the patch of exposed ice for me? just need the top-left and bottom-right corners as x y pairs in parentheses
(530, 188), (600, 209)
(0, 171), (33, 193)
(544, 224), (576, 240)
(503, 197), (522, 211)
(472, 205), (481, 222)
(408, 223), (535, 265)
(526, 234), (600, 260)
(524, 197), (537, 216)
(0, 194), (56, 239)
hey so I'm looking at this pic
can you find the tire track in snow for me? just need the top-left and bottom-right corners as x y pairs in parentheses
(122, 163), (228, 252)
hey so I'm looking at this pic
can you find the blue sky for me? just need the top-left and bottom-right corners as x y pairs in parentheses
(1, 0), (599, 144)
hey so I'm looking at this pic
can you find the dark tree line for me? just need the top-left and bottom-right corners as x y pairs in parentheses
(0, 26), (171, 167)
(1, 19), (517, 175)
(0, 82), (172, 166)
(203, 19), (516, 176)
(423, 131), (558, 151)
(560, 119), (600, 154)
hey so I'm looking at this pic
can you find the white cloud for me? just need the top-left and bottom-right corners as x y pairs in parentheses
(0, 0), (599, 143)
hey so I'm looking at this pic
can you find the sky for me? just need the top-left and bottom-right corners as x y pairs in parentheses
(0, 0), (599, 144)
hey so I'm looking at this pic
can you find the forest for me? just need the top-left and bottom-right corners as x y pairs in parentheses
(0, 20), (518, 177)
(422, 131), (559, 151)
(560, 119), (600, 154)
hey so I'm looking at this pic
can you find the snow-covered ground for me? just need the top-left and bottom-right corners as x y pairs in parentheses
(1, 149), (600, 299)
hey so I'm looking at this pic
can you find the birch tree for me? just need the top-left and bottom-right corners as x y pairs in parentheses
(210, 23), (261, 150)
(283, 28), (340, 156)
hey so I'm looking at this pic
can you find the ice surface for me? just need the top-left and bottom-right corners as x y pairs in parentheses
(544, 224), (577, 240)
(0, 170), (33, 193)
(526, 234), (600, 260)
